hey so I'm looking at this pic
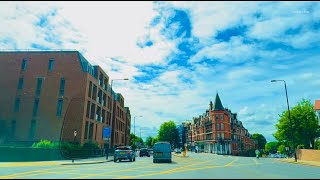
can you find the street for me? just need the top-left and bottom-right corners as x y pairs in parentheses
(0, 152), (319, 179)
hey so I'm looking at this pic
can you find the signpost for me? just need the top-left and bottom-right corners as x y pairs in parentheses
(103, 127), (111, 160)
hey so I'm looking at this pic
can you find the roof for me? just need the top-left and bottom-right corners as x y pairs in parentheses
(314, 100), (320, 110)
(213, 93), (224, 110)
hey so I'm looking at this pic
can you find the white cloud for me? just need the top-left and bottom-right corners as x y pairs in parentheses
(1, 1), (320, 143)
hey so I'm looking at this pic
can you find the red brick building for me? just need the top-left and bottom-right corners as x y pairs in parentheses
(185, 93), (257, 155)
(0, 51), (131, 149)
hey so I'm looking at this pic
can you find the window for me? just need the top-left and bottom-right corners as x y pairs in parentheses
(222, 133), (224, 140)
(220, 115), (223, 120)
(18, 77), (24, 90)
(215, 115), (219, 120)
(86, 101), (90, 118)
(221, 123), (224, 130)
(102, 109), (106, 123)
(92, 84), (97, 101)
(29, 120), (36, 139)
(14, 98), (20, 112)
(88, 81), (92, 98)
(90, 103), (96, 119)
(48, 58), (54, 71)
(88, 123), (94, 140)
(103, 93), (106, 107)
(59, 78), (65, 96)
(96, 106), (101, 121)
(98, 90), (102, 104)
(21, 58), (27, 71)
(217, 133), (220, 139)
(99, 73), (103, 87)
(84, 121), (89, 139)
(36, 77), (43, 97)
(56, 99), (63, 117)
(216, 123), (219, 130)
(104, 77), (108, 91)
(33, 98), (40, 117)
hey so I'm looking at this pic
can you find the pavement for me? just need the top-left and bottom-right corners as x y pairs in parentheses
(1, 152), (319, 179)
(277, 158), (320, 167)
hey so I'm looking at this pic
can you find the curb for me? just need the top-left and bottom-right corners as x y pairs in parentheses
(60, 159), (113, 165)
(278, 159), (320, 167)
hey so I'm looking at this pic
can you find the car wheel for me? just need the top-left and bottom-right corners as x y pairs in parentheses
(153, 159), (156, 163)
(129, 158), (132, 162)
(133, 157), (136, 162)
(114, 159), (117, 162)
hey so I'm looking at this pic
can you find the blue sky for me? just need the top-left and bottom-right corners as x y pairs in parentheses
(1, 1), (320, 142)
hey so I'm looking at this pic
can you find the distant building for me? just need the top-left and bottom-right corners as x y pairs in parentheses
(176, 124), (186, 148)
(0, 51), (130, 148)
(184, 93), (257, 155)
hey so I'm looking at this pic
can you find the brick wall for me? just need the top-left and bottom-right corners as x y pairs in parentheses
(296, 149), (320, 161)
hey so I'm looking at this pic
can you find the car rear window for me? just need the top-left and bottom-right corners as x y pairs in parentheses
(117, 146), (130, 150)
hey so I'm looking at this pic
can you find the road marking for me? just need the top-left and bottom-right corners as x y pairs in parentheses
(0, 166), (65, 179)
(116, 156), (227, 179)
(225, 157), (238, 166)
(0, 161), (59, 167)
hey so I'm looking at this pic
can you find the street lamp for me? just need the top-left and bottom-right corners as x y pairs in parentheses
(134, 116), (143, 136)
(271, 79), (297, 162)
(109, 78), (128, 149)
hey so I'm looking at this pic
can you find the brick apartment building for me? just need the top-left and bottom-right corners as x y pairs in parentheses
(184, 93), (257, 155)
(0, 51), (131, 149)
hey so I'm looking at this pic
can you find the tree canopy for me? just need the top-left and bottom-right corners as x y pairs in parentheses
(264, 141), (279, 154)
(251, 133), (267, 150)
(274, 99), (319, 149)
(145, 136), (153, 147)
(130, 133), (143, 149)
(158, 120), (178, 146)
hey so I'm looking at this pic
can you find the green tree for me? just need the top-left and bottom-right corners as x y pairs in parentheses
(315, 140), (320, 150)
(251, 133), (267, 150)
(158, 120), (178, 146)
(274, 99), (319, 149)
(265, 141), (279, 154)
(130, 133), (144, 149)
(145, 136), (153, 147)
(151, 137), (159, 146)
(277, 144), (286, 154)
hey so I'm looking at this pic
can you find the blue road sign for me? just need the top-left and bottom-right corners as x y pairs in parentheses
(103, 127), (111, 139)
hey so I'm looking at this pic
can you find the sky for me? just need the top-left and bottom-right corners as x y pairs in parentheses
(1, 1), (320, 142)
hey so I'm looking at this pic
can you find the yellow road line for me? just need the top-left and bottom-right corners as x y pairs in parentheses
(0, 162), (59, 167)
(225, 157), (238, 166)
(115, 156), (227, 179)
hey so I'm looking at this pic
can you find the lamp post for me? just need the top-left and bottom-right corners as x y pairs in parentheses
(133, 116), (143, 137)
(109, 78), (128, 149)
(271, 79), (297, 162)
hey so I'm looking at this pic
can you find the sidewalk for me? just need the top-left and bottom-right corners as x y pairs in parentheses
(278, 158), (320, 167)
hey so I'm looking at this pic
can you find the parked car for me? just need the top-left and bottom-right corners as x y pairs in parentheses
(140, 148), (150, 157)
(114, 146), (136, 162)
(174, 148), (182, 154)
(153, 141), (172, 163)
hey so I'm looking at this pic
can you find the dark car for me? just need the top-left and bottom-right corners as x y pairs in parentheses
(139, 148), (150, 157)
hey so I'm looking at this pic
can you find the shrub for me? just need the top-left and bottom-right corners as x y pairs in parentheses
(297, 144), (305, 149)
(32, 140), (59, 149)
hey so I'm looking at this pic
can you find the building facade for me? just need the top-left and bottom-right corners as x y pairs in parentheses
(176, 124), (186, 148)
(0, 51), (131, 149)
(184, 93), (257, 155)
